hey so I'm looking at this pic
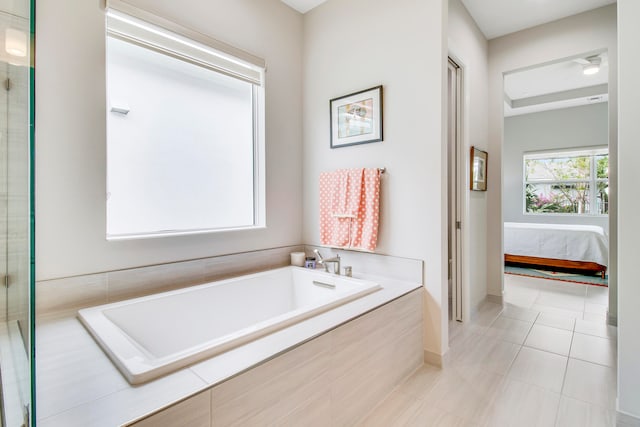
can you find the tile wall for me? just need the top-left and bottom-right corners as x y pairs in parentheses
(37, 245), (424, 318)
(36, 245), (304, 318)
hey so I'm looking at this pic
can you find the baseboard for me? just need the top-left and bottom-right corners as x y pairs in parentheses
(470, 299), (481, 319)
(617, 409), (640, 425)
(424, 349), (443, 368)
(470, 294), (503, 319)
(486, 294), (503, 305)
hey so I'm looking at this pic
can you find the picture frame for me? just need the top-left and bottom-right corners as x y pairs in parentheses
(330, 85), (383, 148)
(470, 147), (488, 191)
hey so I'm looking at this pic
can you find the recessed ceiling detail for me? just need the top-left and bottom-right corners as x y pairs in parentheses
(504, 53), (609, 117)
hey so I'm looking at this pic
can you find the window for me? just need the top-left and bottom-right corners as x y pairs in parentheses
(524, 148), (608, 215)
(105, 6), (265, 239)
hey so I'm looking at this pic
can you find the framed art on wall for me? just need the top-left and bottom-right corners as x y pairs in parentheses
(470, 146), (488, 191)
(330, 85), (383, 148)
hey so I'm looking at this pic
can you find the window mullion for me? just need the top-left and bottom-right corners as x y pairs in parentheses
(589, 155), (595, 214)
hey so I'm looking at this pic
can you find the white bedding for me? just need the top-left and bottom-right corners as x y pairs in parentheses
(504, 222), (609, 267)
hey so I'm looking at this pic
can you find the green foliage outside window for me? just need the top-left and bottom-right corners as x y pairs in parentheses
(524, 151), (608, 215)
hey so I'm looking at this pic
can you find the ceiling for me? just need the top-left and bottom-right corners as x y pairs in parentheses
(280, 0), (327, 14)
(281, 0), (614, 116)
(282, 0), (616, 37)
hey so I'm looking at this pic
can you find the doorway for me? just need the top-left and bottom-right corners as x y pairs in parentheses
(501, 53), (611, 322)
(447, 57), (463, 326)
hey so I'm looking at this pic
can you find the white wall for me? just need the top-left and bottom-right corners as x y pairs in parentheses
(302, 0), (448, 356)
(504, 103), (609, 230)
(448, 0), (489, 316)
(487, 6), (617, 309)
(36, 0), (303, 280)
(617, 0), (640, 419)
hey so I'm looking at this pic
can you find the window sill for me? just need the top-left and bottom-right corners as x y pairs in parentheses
(106, 225), (267, 241)
(522, 212), (608, 218)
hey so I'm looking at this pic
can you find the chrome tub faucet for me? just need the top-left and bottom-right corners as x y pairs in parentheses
(313, 249), (341, 275)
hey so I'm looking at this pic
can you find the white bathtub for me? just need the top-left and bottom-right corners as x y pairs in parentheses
(78, 266), (381, 384)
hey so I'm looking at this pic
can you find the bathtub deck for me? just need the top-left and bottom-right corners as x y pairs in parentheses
(36, 274), (422, 427)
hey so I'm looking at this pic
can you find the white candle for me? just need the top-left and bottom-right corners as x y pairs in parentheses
(290, 252), (305, 267)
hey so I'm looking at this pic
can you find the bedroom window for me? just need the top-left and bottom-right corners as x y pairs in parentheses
(105, 6), (266, 239)
(524, 148), (608, 215)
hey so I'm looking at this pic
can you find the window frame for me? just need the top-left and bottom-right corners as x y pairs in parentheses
(105, 5), (266, 240)
(522, 147), (609, 217)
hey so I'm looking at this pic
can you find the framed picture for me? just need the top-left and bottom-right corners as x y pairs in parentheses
(470, 147), (488, 191)
(330, 85), (383, 148)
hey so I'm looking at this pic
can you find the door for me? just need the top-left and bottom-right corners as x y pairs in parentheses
(447, 58), (463, 322)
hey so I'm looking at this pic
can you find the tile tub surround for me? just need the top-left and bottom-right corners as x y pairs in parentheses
(37, 276), (423, 426)
(36, 245), (304, 318)
(304, 245), (423, 284)
(132, 291), (422, 427)
(37, 245), (424, 319)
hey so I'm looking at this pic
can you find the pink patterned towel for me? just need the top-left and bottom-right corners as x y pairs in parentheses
(319, 168), (380, 251)
(330, 168), (363, 218)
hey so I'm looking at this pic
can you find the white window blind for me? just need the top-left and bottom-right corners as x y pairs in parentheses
(105, 0), (265, 86)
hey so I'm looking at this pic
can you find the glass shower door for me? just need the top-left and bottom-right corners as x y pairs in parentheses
(0, 1), (33, 425)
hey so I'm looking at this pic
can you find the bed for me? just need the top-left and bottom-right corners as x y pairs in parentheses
(504, 222), (609, 278)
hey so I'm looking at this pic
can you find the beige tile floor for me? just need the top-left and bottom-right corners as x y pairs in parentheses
(358, 274), (633, 427)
